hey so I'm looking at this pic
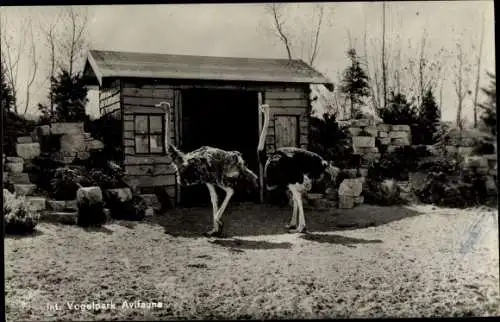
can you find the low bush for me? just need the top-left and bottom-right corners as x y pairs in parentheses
(414, 153), (491, 208)
(82, 168), (127, 190)
(50, 167), (84, 200)
(363, 162), (406, 206)
(77, 198), (107, 227)
(377, 145), (433, 181)
(3, 189), (40, 234)
(105, 193), (147, 221)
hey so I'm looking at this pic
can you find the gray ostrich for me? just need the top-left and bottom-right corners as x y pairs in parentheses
(257, 104), (339, 233)
(169, 144), (258, 237)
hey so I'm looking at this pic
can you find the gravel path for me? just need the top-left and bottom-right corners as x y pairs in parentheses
(5, 204), (499, 320)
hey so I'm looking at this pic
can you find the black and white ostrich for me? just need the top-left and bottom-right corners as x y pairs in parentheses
(257, 104), (339, 233)
(169, 144), (258, 237)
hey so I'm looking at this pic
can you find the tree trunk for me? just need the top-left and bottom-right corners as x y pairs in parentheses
(381, 1), (387, 109)
(472, 14), (485, 128)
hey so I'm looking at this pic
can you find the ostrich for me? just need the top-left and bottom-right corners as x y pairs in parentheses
(257, 104), (339, 233)
(169, 144), (258, 237)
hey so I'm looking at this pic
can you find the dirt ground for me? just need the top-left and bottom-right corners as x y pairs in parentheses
(4, 203), (500, 320)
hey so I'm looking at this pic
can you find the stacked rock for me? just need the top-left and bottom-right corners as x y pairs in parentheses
(338, 177), (364, 209)
(31, 122), (104, 164)
(378, 124), (412, 153)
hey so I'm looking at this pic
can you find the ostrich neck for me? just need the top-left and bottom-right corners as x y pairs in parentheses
(169, 144), (188, 168)
(257, 109), (270, 152)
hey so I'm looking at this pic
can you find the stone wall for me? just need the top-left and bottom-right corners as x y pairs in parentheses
(322, 118), (498, 209)
(29, 122), (104, 164)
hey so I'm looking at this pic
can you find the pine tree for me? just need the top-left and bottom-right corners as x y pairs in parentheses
(1, 62), (14, 112)
(380, 91), (419, 125)
(340, 48), (371, 118)
(478, 72), (496, 136)
(418, 87), (441, 145)
(51, 70), (88, 122)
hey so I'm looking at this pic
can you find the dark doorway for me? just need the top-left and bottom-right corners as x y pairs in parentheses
(180, 88), (260, 206)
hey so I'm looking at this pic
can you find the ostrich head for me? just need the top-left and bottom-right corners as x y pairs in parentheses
(259, 104), (270, 115)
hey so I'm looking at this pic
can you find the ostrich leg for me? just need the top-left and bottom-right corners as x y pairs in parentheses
(289, 184), (307, 233)
(285, 185), (298, 230)
(206, 186), (234, 237)
(215, 186), (234, 222)
(205, 183), (220, 236)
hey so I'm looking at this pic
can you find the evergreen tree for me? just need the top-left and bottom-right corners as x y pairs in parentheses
(51, 70), (88, 122)
(309, 112), (352, 168)
(1, 62), (14, 112)
(380, 91), (419, 125)
(339, 48), (371, 118)
(418, 87), (441, 145)
(478, 72), (496, 136)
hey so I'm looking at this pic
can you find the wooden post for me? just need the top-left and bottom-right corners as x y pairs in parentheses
(257, 92), (264, 204)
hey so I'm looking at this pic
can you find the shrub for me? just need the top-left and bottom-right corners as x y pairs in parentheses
(478, 72), (496, 136)
(363, 176), (406, 206)
(105, 193), (147, 221)
(82, 168), (127, 190)
(50, 167), (85, 200)
(414, 154), (490, 208)
(473, 142), (496, 155)
(309, 112), (353, 168)
(3, 189), (40, 234)
(77, 198), (107, 227)
(84, 113), (123, 163)
(377, 145), (432, 181)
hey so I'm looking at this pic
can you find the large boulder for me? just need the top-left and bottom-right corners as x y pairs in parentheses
(16, 142), (41, 160)
(13, 184), (36, 196)
(31, 125), (51, 142)
(7, 173), (30, 184)
(76, 186), (107, 227)
(17, 136), (33, 144)
(87, 139), (104, 151)
(141, 194), (162, 213)
(352, 136), (375, 148)
(59, 132), (86, 156)
(50, 122), (84, 135)
(339, 178), (363, 197)
(5, 162), (23, 173)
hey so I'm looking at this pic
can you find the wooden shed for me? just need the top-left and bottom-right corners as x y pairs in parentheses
(83, 49), (333, 205)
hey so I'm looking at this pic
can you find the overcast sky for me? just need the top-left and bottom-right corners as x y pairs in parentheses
(1, 1), (495, 122)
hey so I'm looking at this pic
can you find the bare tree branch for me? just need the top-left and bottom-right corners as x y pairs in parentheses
(308, 5), (324, 66)
(267, 3), (293, 60)
(0, 12), (27, 113)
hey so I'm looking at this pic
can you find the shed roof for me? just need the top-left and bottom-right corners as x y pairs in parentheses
(84, 49), (334, 91)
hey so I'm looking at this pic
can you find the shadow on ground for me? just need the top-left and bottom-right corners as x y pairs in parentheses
(300, 233), (383, 246)
(208, 238), (293, 250)
(145, 202), (424, 238)
(4, 229), (44, 239)
(82, 226), (114, 234)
